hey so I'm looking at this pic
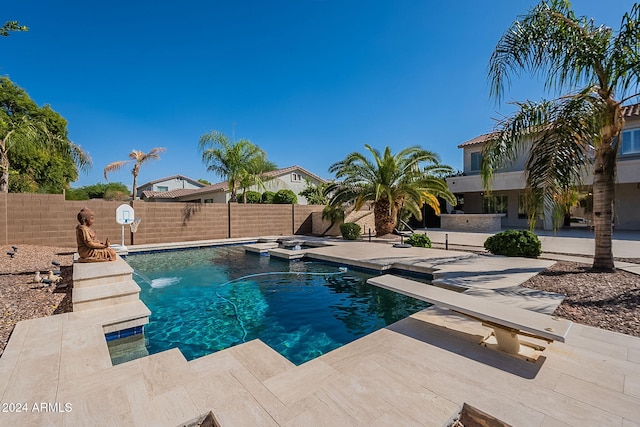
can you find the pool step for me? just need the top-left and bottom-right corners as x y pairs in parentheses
(69, 300), (151, 333)
(268, 247), (306, 260)
(72, 254), (151, 334)
(244, 242), (279, 254)
(73, 279), (142, 311)
(72, 256), (134, 288)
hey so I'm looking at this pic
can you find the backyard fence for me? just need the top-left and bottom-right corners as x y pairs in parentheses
(0, 193), (325, 248)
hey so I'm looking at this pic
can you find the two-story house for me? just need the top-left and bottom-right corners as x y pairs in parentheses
(446, 104), (640, 230)
(141, 165), (327, 205)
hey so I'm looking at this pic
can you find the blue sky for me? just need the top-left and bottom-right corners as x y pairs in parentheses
(2, 1), (635, 189)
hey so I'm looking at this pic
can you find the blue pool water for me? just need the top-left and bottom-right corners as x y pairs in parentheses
(126, 245), (431, 365)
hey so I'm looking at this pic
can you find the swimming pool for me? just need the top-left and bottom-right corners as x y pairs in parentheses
(126, 245), (431, 365)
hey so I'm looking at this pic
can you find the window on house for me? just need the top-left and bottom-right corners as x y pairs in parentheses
(518, 194), (528, 219)
(470, 152), (482, 172)
(291, 173), (302, 182)
(483, 194), (508, 214)
(621, 128), (640, 155)
(156, 186), (169, 192)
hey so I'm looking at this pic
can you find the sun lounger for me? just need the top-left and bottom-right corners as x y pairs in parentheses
(367, 274), (573, 360)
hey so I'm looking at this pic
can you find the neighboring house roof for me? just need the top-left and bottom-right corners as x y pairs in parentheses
(140, 166), (326, 201)
(137, 174), (206, 189)
(142, 182), (227, 200)
(182, 182), (228, 196)
(262, 165), (328, 184)
(141, 188), (205, 199)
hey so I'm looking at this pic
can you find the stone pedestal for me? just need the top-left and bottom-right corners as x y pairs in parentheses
(440, 214), (505, 232)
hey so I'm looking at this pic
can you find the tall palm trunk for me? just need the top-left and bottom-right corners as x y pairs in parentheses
(374, 197), (396, 236)
(131, 164), (140, 199)
(592, 146), (616, 271)
(592, 103), (622, 271)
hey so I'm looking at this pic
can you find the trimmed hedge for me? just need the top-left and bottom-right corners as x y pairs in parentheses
(483, 230), (541, 258)
(273, 189), (298, 204)
(238, 191), (261, 204)
(261, 191), (275, 204)
(407, 233), (432, 248)
(340, 222), (361, 240)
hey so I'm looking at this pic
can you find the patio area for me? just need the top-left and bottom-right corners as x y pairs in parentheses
(0, 238), (638, 426)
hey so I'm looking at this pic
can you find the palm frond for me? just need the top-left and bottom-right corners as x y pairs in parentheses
(103, 160), (129, 181)
(489, 0), (616, 102)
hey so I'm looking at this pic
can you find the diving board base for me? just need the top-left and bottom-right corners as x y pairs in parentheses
(481, 329), (546, 362)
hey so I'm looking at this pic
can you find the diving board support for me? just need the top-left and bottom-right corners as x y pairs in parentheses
(367, 274), (573, 361)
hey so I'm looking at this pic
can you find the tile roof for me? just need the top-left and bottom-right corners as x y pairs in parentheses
(263, 165), (328, 184)
(457, 133), (498, 149)
(141, 188), (204, 199)
(458, 102), (640, 149)
(142, 182), (227, 199)
(622, 102), (640, 118)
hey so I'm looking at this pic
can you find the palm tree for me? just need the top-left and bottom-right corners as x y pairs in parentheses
(327, 145), (455, 236)
(237, 156), (277, 203)
(484, 0), (640, 271)
(198, 131), (268, 203)
(104, 148), (166, 199)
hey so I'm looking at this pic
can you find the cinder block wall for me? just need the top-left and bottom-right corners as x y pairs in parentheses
(130, 201), (228, 244)
(0, 194), (323, 247)
(230, 204), (292, 237)
(3, 194), (129, 248)
(293, 205), (325, 235)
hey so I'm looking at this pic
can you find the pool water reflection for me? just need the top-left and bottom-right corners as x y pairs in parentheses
(126, 246), (431, 365)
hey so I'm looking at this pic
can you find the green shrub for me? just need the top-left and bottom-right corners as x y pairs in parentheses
(8, 173), (39, 193)
(407, 233), (432, 248)
(340, 222), (361, 240)
(238, 191), (261, 204)
(483, 230), (541, 258)
(103, 189), (130, 201)
(65, 187), (89, 200)
(261, 191), (275, 204)
(273, 189), (298, 204)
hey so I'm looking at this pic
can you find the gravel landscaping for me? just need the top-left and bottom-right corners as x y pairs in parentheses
(1, 244), (638, 356)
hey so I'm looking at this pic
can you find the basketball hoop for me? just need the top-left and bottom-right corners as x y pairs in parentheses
(130, 218), (142, 233)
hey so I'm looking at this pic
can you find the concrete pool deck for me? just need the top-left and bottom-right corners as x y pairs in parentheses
(1, 237), (639, 426)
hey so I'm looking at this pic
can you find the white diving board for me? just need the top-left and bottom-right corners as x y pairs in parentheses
(367, 274), (573, 359)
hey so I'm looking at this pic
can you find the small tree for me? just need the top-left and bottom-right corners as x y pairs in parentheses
(299, 180), (328, 205)
(320, 205), (345, 236)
